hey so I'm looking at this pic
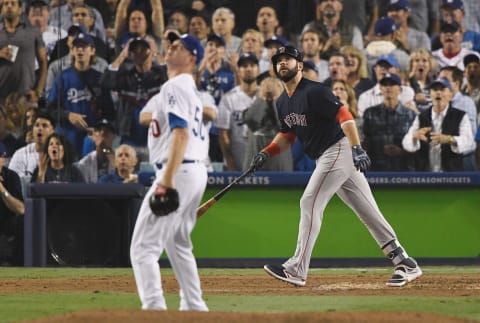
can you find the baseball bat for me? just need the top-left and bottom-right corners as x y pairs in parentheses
(197, 166), (254, 218)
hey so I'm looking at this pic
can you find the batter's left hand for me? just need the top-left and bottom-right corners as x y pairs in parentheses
(352, 145), (371, 172)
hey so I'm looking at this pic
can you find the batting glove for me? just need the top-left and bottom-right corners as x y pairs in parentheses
(352, 145), (371, 173)
(249, 151), (269, 173)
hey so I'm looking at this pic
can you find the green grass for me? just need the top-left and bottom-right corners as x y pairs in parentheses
(0, 267), (479, 322)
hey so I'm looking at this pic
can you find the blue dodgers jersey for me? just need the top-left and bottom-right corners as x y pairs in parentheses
(276, 78), (345, 159)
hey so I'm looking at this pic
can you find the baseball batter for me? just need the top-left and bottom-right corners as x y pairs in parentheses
(250, 46), (422, 287)
(130, 34), (208, 311)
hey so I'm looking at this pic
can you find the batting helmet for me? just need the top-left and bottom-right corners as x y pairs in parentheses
(149, 185), (180, 216)
(271, 45), (304, 66)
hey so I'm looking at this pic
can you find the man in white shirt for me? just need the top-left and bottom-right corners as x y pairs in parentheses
(358, 54), (416, 118)
(402, 77), (473, 171)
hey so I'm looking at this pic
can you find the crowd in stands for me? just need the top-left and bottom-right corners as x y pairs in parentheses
(1, 0), (480, 263)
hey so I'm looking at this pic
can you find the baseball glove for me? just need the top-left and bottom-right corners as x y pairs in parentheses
(149, 184), (179, 216)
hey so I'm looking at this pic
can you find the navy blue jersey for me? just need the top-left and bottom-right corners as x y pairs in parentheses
(276, 78), (345, 159)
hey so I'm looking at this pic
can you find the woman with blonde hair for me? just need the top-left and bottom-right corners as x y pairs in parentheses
(340, 45), (375, 98)
(331, 79), (364, 139)
(407, 48), (437, 111)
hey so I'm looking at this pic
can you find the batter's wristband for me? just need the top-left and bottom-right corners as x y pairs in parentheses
(263, 142), (281, 157)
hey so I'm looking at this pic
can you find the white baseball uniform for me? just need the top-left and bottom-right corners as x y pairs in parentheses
(130, 73), (209, 311)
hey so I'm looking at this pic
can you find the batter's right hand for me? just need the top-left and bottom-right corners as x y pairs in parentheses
(250, 151), (269, 173)
(352, 145), (371, 173)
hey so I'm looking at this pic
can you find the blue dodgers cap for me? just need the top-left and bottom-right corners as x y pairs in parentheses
(464, 53), (480, 67)
(440, 21), (461, 33)
(375, 16), (398, 36)
(302, 60), (318, 73)
(387, 0), (410, 11)
(206, 33), (226, 47)
(264, 35), (288, 48)
(237, 52), (259, 67)
(376, 54), (399, 68)
(68, 23), (87, 36)
(72, 32), (95, 47)
(167, 32), (204, 64)
(429, 77), (452, 90)
(441, 0), (464, 10)
(379, 73), (402, 86)
(0, 142), (7, 158)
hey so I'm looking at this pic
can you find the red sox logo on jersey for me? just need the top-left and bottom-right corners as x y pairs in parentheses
(284, 113), (307, 128)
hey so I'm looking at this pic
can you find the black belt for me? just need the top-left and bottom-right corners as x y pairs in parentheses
(156, 160), (199, 169)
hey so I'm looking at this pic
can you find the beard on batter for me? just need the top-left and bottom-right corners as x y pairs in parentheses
(278, 64), (299, 83)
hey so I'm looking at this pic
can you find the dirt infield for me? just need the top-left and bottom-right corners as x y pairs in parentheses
(6, 272), (478, 323)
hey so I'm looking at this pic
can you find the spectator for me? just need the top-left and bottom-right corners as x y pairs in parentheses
(88, 0), (119, 59)
(0, 106), (24, 158)
(113, 0), (164, 55)
(402, 77), (474, 171)
(303, 0), (364, 60)
(0, 0), (47, 104)
(98, 143), (138, 183)
(431, 0), (480, 52)
(462, 54), (480, 120)
(27, 0), (67, 62)
(102, 36), (167, 162)
(9, 111), (55, 178)
(432, 21), (479, 71)
(365, 16), (410, 74)
(22, 106), (37, 144)
(211, 7), (242, 55)
(255, 6), (280, 72)
(188, 11), (211, 47)
(363, 73), (417, 171)
(46, 24), (108, 97)
(49, 5), (108, 62)
(438, 65), (478, 170)
(340, 45), (375, 99)
(77, 118), (116, 183)
(31, 133), (85, 183)
(322, 52), (350, 88)
(198, 33), (235, 105)
(49, 0), (106, 42)
(332, 79), (358, 119)
(167, 10), (189, 34)
(243, 77), (292, 171)
(302, 60), (320, 81)
(379, 0), (441, 36)
(47, 32), (108, 155)
(358, 54), (416, 118)
(300, 28), (329, 82)
(3, 92), (28, 139)
(0, 144), (25, 266)
(217, 53), (259, 171)
(407, 48), (438, 111)
(386, 0), (431, 52)
(239, 28), (263, 63)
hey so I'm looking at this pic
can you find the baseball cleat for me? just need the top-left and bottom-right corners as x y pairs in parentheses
(386, 263), (422, 287)
(264, 264), (306, 287)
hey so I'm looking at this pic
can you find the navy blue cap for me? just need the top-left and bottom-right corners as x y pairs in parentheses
(387, 0), (410, 11)
(68, 23), (87, 36)
(441, 0), (464, 10)
(271, 45), (304, 66)
(429, 77), (452, 90)
(303, 60), (318, 73)
(94, 118), (115, 133)
(264, 35), (288, 48)
(376, 54), (399, 68)
(129, 37), (150, 51)
(167, 32), (204, 64)
(375, 16), (398, 36)
(0, 142), (7, 158)
(237, 52), (259, 67)
(379, 73), (402, 86)
(73, 33), (95, 47)
(206, 33), (226, 47)
(440, 21), (461, 33)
